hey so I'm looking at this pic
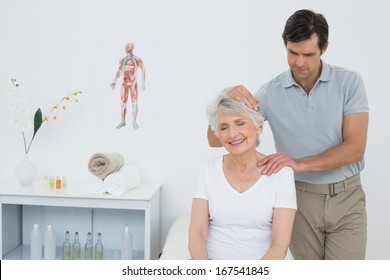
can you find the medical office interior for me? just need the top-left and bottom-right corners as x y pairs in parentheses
(0, 0), (389, 260)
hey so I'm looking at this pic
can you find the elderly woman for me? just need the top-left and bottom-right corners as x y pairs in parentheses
(189, 93), (297, 260)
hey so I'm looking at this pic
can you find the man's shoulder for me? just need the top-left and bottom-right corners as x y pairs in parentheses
(267, 71), (288, 85)
(256, 71), (289, 97)
(325, 62), (362, 80)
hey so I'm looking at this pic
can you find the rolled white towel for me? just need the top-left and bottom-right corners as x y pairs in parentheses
(88, 152), (124, 179)
(84, 175), (105, 194)
(104, 164), (141, 195)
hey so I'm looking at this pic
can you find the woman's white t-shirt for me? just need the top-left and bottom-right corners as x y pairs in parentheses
(194, 155), (297, 260)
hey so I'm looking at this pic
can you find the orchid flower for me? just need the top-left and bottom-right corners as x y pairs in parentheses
(8, 79), (82, 154)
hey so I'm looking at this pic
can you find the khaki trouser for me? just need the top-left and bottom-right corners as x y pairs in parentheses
(290, 174), (367, 260)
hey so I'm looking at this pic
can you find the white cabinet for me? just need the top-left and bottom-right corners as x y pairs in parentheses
(0, 179), (161, 260)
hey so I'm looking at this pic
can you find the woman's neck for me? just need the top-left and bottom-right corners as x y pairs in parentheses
(224, 151), (264, 173)
(223, 151), (266, 193)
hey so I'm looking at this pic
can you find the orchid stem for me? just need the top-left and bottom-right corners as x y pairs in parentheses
(22, 131), (28, 154)
(26, 134), (36, 154)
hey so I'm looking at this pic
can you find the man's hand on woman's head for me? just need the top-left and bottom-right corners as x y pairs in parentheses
(222, 85), (259, 110)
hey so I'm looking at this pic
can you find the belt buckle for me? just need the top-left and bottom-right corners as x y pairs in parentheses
(329, 184), (337, 197)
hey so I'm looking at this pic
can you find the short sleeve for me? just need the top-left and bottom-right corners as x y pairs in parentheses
(344, 72), (369, 116)
(274, 167), (297, 210)
(193, 163), (208, 200)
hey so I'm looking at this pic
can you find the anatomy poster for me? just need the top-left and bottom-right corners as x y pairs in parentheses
(96, 41), (159, 131)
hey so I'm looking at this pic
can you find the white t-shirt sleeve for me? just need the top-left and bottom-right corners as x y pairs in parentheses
(194, 162), (209, 200)
(274, 167), (297, 210)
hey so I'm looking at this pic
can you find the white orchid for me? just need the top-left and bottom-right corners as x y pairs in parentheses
(8, 80), (33, 132)
(7, 78), (82, 154)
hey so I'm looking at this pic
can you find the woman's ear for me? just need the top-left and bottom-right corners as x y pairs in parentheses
(257, 125), (263, 135)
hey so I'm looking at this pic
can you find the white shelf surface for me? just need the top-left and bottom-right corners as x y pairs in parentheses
(3, 245), (144, 260)
(0, 178), (160, 201)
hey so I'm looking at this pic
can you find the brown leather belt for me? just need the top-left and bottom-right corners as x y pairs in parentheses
(295, 173), (361, 197)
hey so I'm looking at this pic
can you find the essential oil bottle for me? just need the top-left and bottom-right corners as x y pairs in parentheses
(72, 231), (81, 260)
(84, 232), (93, 260)
(95, 232), (103, 260)
(62, 231), (71, 260)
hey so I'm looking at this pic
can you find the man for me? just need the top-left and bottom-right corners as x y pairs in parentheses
(111, 42), (146, 129)
(208, 9), (369, 260)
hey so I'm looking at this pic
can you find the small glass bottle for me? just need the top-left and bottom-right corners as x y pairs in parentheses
(84, 232), (93, 260)
(56, 176), (61, 189)
(61, 176), (67, 189)
(49, 176), (55, 189)
(62, 231), (71, 260)
(72, 231), (81, 260)
(44, 176), (49, 188)
(95, 232), (103, 260)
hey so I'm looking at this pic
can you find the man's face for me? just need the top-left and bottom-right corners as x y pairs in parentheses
(286, 35), (327, 84)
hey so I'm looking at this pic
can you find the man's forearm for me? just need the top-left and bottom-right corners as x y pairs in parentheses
(207, 126), (222, 147)
(296, 113), (368, 173)
(296, 141), (366, 173)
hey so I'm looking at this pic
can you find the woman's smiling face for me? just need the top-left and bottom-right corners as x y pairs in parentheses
(217, 113), (261, 155)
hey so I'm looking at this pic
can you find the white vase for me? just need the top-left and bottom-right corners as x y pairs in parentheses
(15, 153), (37, 186)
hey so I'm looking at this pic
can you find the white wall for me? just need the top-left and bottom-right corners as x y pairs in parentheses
(0, 0), (389, 259)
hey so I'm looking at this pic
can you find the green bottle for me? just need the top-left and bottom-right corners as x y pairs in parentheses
(72, 232), (81, 260)
(84, 232), (93, 260)
(62, 231), (71, 260)
(95, 233), (103, 260)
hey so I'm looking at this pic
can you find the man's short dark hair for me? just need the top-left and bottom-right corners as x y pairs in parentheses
(282, 9), (329, 50)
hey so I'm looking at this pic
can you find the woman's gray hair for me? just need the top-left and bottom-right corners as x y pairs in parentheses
(207, 93), (265, 146)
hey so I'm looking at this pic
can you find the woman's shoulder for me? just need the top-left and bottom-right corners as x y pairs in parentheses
(268, 166), (294, 180)
(201, 155), (224, 169)
(279, 166), (294, 175)
(263, 166), (295, 194)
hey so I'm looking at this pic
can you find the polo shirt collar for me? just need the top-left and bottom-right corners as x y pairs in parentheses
(282, 60), (331, 88)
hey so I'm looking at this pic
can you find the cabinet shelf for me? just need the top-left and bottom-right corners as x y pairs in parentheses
(3, 245), (144, 260)
(0, 178), (161, 260)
